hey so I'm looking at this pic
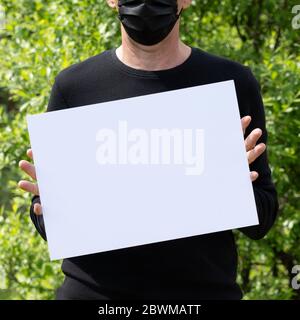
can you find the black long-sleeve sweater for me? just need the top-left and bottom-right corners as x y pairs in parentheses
(30, 47), (279, 300)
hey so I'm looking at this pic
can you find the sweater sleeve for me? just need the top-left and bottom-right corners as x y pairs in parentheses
(30, 195), (47, 241)
(29, 78), (68, 241)
(238, 68), (279, 240)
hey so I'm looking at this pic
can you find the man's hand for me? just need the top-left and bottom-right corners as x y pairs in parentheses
(18, 149), (42, 215)
(241, 116), (266, 182)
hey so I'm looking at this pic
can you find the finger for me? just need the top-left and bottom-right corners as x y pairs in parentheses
(18, 180), (39, 195)
(250, 171), (259, 182)
(241, 116), (251, 135)
(247, 143), (266, 164)
(245, 128), (262, 152)
(34, 203), (43, 215)
(19, 160), (37, 180)
(27, 148), (33, 160)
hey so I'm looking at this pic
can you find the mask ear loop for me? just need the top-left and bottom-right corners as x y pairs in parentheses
(177, 7), (183, 18)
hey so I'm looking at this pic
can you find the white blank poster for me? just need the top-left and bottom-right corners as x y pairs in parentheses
(27, 80), (258, 260)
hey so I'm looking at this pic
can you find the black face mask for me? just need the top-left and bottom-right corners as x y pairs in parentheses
(118, 0), (182, 46)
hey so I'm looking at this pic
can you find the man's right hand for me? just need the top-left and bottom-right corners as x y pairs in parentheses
(18, 148), (42, 215)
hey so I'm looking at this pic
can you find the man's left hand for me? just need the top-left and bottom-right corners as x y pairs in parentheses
(241, 115), (266, 182)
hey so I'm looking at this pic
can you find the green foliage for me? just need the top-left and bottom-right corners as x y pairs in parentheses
(0, 0), (299, 299)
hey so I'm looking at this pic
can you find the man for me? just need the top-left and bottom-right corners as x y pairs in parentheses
(18, 0), (278, 299)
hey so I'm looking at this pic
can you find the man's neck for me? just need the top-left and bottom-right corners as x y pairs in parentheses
(115, 25), (192, 71)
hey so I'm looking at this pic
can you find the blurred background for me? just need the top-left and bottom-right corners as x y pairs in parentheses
(0, 0), (299, 299)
